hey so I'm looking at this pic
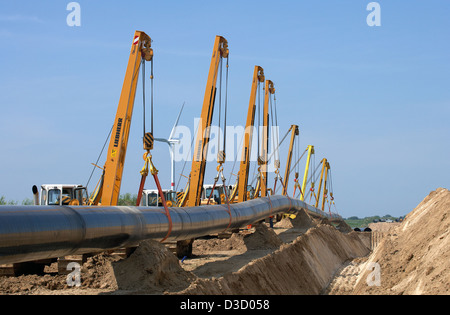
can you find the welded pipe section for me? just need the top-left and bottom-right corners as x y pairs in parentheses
(0, 195), (341, 265)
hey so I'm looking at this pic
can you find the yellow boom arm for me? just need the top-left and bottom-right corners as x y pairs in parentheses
(94, 31), (153, 206)
(236, 66), (265, 203)
(259, 80), (274, 198)
(282, 125), (299, 196)
(186, 36), (229, 207)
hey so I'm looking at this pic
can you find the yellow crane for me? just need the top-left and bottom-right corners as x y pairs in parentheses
(315, 158), (330, 210)
(90, 31), (153, 206)
(232, 66), (265, 203)
(281, 125), (299, 196)
(180, 36), (229, 208)
(174, 36), (229, 257)
(254, 79), (275, 198)
(300, 144), (315, 201)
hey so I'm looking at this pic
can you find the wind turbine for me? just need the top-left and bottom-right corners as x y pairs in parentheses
(154, 103), (184, 191)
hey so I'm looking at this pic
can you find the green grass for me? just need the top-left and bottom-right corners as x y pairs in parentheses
(344, 215), (403, 228)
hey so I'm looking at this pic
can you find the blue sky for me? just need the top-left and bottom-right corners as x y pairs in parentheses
(0, 1), (449, 218)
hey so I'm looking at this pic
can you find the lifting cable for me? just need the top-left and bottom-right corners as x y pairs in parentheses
(86, 125), (113, 191)
(270, 92), (282, 193)
(176, 121), (199, 192)
(250, 127), (290, 187)
(135, 43), (173, 242)
(307, 152), (317, 202)
(249, 80), (263, 192)
(137, 153), (173, 242)
(327, 169), (337, 215)
(303, 159), (321, 201)
(206, 53), (232, 230)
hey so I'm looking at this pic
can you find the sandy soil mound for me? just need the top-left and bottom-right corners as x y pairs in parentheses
(328, 188), (450, 295)
(274, 208), (315, 232)
(0, 253), (121, 295)
(244, 222), (283, 250)
(194, 233), (246, 254)
(112, 240), (196, 294)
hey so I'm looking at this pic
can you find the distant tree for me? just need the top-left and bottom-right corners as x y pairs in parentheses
(0, 196), (17, 205)
(347, 216), (359, 220)
(21, 198), (34, 205)
(118, 193), (138, 206)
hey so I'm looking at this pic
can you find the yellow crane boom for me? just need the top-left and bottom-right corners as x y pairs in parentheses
(91, 31), (153, 206)
(185, 36), (229, 207)
(300, 145), (315, 201)
(259, 79), (274, 198)
(282, 124), (299, 196)
(315, 158), (330, 209)
(236, 66), (265, 203)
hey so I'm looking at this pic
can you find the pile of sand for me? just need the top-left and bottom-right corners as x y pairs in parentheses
(193, 233), (246, 254)
(0, 253), (121, 295)
(112, 240), (195, 294)
(328, 188), (450, 295)
(274, 208), (316, 232)
(244, 222), (283, 250)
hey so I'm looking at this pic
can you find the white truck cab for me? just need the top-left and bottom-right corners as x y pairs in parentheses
(140, 189), (177, 207)
(38, 184), (89, 206)
(201, 184), (231, 205)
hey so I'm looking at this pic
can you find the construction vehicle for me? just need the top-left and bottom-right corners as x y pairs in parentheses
(175, 35), (229, 256)
(33, 184), (89, 206)
(201, 184), (231, 205)
(90, 30), (154, 206)
(21, 31), (154, 275)
(232, 65), (265, 203)
(140, 189), (177, 207)
(180, 35), (229, 208)
(33, 31), (154, 208)
(253, 79), (275, 199)
(315, 158), (330, 210)
(281, 125), (299, 196)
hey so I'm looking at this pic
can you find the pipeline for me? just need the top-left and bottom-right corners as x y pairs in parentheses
(0, 195), (341, 265)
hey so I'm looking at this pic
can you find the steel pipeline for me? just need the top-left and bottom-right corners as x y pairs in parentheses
(0, 195), (341, 265)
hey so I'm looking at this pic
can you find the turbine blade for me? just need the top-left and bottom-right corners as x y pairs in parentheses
(169, 102), (185, 140)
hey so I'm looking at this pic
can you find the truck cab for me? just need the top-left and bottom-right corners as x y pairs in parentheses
(39, 184), (89, 206)
(140, 189), (177, 207)
(201, 184), (231, 205)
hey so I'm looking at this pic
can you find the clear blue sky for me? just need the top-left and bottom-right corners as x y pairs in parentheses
(0, 1), (449, 218)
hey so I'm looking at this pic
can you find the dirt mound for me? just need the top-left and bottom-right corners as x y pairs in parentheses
(274, 208), (316, 232)
(112, 240), (195, 294)
(193, 222), (282, 253)
(244, 222), (283, 250)
(368, 222), (401, 232)
(177, 224), (370, 295)
(194, 233), (246, 253)
(0, 253), (121, 295)
(328, 188), (450, 295)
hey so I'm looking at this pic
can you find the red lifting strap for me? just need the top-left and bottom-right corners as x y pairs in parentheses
(153, 172), (173, 243)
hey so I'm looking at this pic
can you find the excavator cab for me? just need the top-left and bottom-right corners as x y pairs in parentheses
(38, 184), (88, 206)
(201, 184), (230, 205)
(141, 189), (177, 207)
